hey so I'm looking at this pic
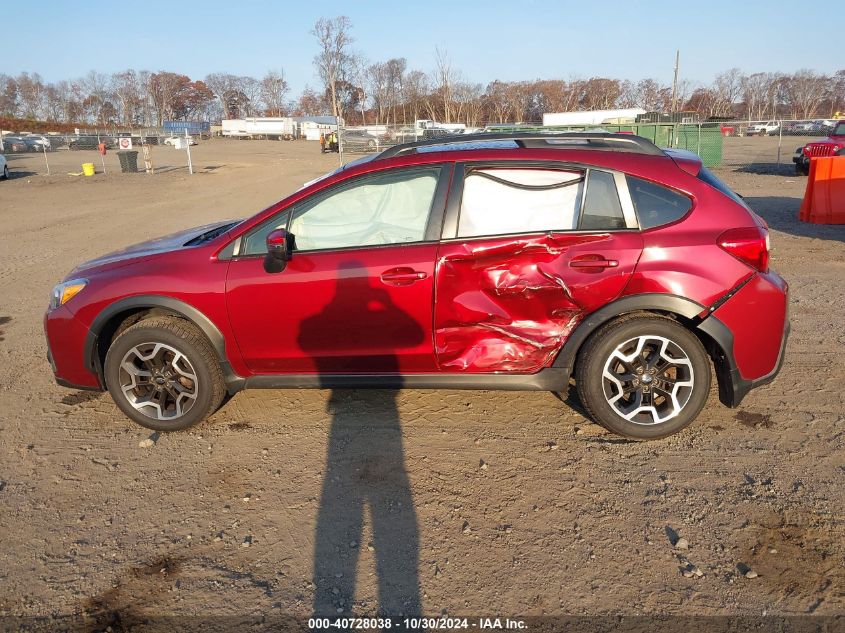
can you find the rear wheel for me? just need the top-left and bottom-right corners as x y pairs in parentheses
(576, 316), (711, 440)
(104, 316), (225, 431)
(1, 165), (8, 179)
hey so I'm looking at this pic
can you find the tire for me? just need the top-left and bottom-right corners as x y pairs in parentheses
(1, 165), (8, 180)
(796, 163), (809, 176)
(575, 315), (711, 440)
(104, 316), (226, 431)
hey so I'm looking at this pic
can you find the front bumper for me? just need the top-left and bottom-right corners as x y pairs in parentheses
(44, 306), (103, 391)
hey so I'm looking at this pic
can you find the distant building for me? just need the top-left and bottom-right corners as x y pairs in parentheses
(542, 108), (647, 126)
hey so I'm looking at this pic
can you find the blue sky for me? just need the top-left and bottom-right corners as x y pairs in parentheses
(10, 0), (839, 95)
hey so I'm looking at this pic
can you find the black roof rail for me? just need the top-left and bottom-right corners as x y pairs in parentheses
(376, 131), (666, 160)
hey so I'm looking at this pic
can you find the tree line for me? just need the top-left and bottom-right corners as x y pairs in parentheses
(2, 16), (843, 128)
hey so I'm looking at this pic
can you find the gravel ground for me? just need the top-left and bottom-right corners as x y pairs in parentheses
(0, 140), (842, 630)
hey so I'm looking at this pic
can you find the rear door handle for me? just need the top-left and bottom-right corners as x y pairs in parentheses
(380, 267), (428, 285)
(569, 255), (619, 269)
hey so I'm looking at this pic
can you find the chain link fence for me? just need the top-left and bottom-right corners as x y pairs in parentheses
(337, 119), (841, 176)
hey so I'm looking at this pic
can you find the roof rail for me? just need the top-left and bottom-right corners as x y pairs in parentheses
(376, 131), (666, 160)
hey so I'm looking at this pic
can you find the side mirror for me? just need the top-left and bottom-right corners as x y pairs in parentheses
(264, 229), (294, 273)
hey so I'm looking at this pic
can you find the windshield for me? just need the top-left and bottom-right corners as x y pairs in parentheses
(301, 153), (380, 190)
(834, 122), (845, 136)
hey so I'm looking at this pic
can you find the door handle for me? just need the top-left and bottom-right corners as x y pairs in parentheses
(569, 255), (619, 269)
(380, 267), (428, 285)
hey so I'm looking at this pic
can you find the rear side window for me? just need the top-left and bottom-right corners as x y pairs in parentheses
(697, 167), (748, 208)
(626, 176), (692, 229)
(457, 168), (584, 237)
(580, 170), (625, 230)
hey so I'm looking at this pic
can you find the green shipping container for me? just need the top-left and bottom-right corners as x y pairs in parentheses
(484, 122), (724, 167)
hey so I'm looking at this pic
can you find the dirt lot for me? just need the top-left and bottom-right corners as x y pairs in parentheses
(0, 139), (843, 630)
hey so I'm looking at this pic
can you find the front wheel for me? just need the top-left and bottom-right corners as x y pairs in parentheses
(1, 165), (8, 180)
(576, 316), (711, 440)
(104, 317), (226, 431)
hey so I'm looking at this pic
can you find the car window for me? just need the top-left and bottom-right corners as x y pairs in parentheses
(290, 167), (440, 251)
(626, 176), (692, 229)
(697, 167), (749, 209)
(238, 167), (440, 256)
(239, 211), (292, 256)
(579, 170), (625, 230)
(457, 168), (584, 238)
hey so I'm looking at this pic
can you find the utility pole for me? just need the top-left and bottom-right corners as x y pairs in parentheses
(671, 49), (680, 116)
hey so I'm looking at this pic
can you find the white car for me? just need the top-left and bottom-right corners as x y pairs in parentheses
(0, 153), (8, 180)
(746, 121), (779, 136)
(164, 136), (197, 146)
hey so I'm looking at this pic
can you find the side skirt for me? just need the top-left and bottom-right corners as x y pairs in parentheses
(241, 368), (569, 392)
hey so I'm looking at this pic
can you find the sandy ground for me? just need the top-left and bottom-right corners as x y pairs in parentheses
(0, 139), (843, 630)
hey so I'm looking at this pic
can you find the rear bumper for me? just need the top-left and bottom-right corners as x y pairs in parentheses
(723, 317), (789, 407)
(698, 271), (789, 407)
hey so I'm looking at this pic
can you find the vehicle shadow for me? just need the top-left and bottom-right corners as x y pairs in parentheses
(2, 155), (39, 179)
(298, 260), (422, 619)
(744, 196), (845, 243)
(733, 163), (795, 176)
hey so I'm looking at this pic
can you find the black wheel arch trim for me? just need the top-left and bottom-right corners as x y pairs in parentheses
(551, 292), (771, 409)
(552, 293), (706, 373)
(84, 295), (245, 392)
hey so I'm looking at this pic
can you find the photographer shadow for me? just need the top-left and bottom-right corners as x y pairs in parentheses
(298, 260), (422, 619)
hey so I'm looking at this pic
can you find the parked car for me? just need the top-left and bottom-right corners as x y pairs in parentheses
(22, 135), (50, 152)
(746, 121), (779, 136)
(340, 129), (383, 151)
(164, 135), (197, 146)
(1, 136), (30, 153)
(793, 120), (845, 175)
(44, 132), (788, 440)
(68, 136), (116, 150)
(0, 153), (8, 180)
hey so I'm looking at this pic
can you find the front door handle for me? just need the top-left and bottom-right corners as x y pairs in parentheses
(380, 267), (428, 285)
(569, 255), (619, 270)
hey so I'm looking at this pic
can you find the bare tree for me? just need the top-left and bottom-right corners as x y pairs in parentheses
(579, 77), (622, 110)
(402, 70), (429, 123)
(111, 70), (143, 125)
(16, 72), (45, 119)
(312, 16), (354, 120)
(349, 55), (369, 125)
(434, 48), (454, 122)
(484, 80), (512, 124)
(782, 69), (830, 119)
(384, 57), (406, 124)
(711, 68), (744, 117)
(367, 61), (391, 124)
(294, 86), (326, 116)
(205, 73), (239, 119)
(238, 76), (262, 116)
(260, 71), (289, 116)
(453, 81), (483, 125)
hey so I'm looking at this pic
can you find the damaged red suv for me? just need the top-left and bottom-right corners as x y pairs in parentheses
(45, 133), (788, 439)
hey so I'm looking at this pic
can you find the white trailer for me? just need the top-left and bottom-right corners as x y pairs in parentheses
(221, 117), (297, 139)
(542, 108), (646, 127)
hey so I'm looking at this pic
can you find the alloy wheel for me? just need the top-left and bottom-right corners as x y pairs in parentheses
(119, 342), (199, 420)
(601, 335), (695, 425)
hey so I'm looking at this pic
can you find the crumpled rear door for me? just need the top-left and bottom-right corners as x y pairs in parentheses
(434, 231), (643, 373)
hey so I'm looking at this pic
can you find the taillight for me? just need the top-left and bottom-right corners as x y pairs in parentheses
(718, 226), (769, 272)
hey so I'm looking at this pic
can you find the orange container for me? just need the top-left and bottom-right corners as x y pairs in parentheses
(799, 156), (845, 224)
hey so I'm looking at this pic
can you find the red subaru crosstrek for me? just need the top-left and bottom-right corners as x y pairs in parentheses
(44, 133), (788, 440)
